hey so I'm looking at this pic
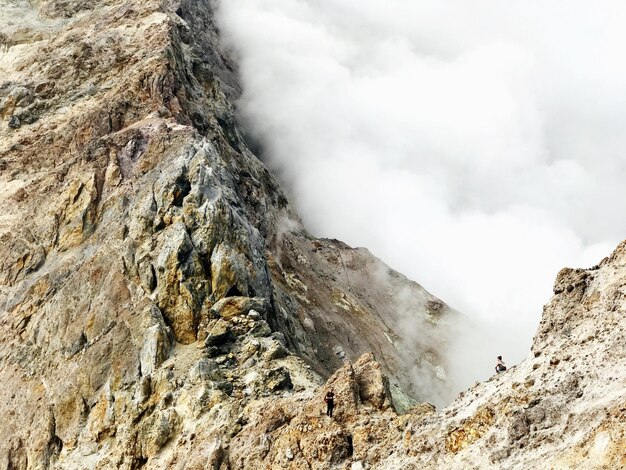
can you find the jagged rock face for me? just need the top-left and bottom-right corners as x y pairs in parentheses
(374, 240), (626, 469)
(221, 241), (625, 470)
(0, 0), (457, 467)
(3, 0), (623, 468)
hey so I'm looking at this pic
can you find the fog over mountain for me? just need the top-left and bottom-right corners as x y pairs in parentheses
(2, 0), (625, 466)
(216, 0), (626, 384)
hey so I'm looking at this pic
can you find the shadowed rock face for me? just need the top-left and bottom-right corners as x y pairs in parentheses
(0, 0), (457, 467)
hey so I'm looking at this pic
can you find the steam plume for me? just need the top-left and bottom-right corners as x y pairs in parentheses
(216, 0), (626, 393)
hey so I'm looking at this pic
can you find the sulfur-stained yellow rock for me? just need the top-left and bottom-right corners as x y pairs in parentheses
(1, 0), (625, 466)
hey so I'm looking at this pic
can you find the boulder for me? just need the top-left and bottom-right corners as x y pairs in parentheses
(353, 352), (391, 409)
(204, 319), (232, 347)
(263, 341), (288, 361)
(211, 296), (267, 319)
(263, 367), (293, 392)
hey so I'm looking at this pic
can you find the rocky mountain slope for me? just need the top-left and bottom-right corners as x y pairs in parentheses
(1, 0), (624, 469)
(377, 240), (626, 469)
(140, 241), (624, 470)
(0, 0), (458, 467)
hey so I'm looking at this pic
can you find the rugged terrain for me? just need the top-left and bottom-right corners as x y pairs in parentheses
(1, 0), (625, 469)
(1, 0), (455, 467)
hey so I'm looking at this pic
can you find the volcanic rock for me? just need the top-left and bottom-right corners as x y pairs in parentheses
(1, 0), (624, 468)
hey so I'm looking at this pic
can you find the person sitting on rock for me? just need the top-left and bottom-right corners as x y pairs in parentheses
(495, 356), (507, 374)
(324, 389), (335, 418)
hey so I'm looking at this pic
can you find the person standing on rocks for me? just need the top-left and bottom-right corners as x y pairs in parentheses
(495, 356), (507, 374)
(325, 389), (335, 418)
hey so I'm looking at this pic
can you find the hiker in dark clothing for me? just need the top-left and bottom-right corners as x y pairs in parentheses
(495, 355), (507, 374)
(325, 389), (335, 417)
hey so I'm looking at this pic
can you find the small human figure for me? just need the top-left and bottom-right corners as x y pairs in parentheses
(324, 389), (335, 418)
(495, 356), (507, 374)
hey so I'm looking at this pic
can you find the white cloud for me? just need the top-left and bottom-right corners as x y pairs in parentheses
(216, 0), (626, 396)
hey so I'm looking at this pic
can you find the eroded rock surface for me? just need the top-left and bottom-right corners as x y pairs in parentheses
(376, 241), (626, 469)
(225, 241), (626, 470)
(0, 0), (456, 467)
(1, 0), (624, 468)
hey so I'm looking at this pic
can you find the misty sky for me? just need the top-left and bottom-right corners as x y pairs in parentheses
(216, 1), (626, 376)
